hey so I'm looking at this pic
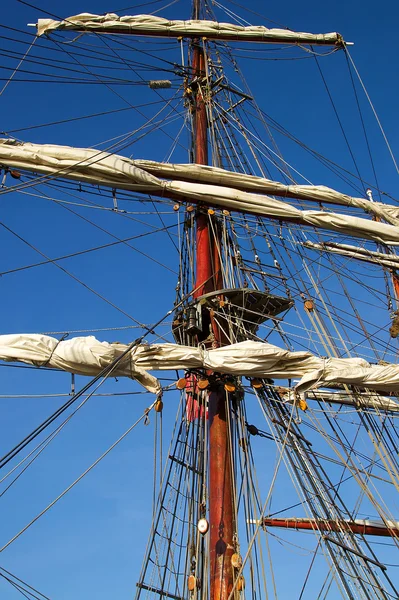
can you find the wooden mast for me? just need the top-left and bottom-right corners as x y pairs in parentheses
(191, 1), (236, 598)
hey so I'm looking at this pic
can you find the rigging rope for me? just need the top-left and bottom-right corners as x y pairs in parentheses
(0, 37), (36, 97)
(0, 400), (157, 553)
(345, 48), (399, 176)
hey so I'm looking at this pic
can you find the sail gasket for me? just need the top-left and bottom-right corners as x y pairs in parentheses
(2, 140), (399, 246)
(2, 335), (399, 408)
(34, 14), (344, 47)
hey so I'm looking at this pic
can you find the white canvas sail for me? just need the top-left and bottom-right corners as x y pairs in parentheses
(1, 334), (399, 410)
(136, 160), (399, 226)
(0, 139), (161, 190)
(2, 139), (399, 246)
(0, 334), (161, 394)
(3, 3), (399, 598)
(304, 389), (399, 412)
(303, 241), (399, 269)
(35, 13), (343, 46)
(4, 140), (397, 224)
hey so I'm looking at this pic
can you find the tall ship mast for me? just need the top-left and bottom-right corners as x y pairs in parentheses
(0, 1), (398, 599)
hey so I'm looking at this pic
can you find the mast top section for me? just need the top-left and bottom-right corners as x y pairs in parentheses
(31, 13), (346, 47)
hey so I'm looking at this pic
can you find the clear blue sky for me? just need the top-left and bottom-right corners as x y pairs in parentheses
(0, 0), (398, 598)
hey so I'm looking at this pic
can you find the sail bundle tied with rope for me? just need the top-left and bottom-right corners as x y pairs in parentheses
(1, 139), (399, 245)
(1, 335), (399, 411)
(34, 13), (343, 46)
(0, 334), (160, 394)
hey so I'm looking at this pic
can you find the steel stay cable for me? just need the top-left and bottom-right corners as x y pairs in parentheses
(0, 572), (34, 600)
(0, 399), (157, 554)
(0, 36), (181, 71)
(0, 220), (171, 326)
(264, 397), (387, 599)
(307, 409), (399, 544)
(343, 50), (381, 203)
(2, 99), (162, 135)
(0, 296), (178, 472)
(254, 106), (392, 199)
(226, 391), (298, 600)
(112, 0), (172, 11)
(226, 72), (384, 198)
(214, 101), (311, 183)
(0, 39), (180, 78)
(0, 77), (179, 85)
(0, 63), (178, 84)
(32, 182), (180, 274)
(0, 390), (97, 497)
(147, 0), (181, 16)
(212, 36), (297, 183)
(0, 336), (143, 470)
(0, 388), (173, 495)
(0, 89), (184, 197)
(47, 31), (188, 157)
(0, 29), (178, 72)
(259, 396), (349, 596)
(102, 30), (183, 70)
(262, 398), (390, 596)
(223, 0), (290, 28)
(0, 274), (216, 474)
(0, 36), (36, 97)
(92, 30), (191, 157)
(345, 47), (399, 176)
(257, 409), (353, 598)
(0, 388), (171, 399)
(15, 0), (177, 24)
(0, 567), (50, 600)
(0, 223), (178, 277)
(0, 46), (174, 74)
(312, 50), (366, 194)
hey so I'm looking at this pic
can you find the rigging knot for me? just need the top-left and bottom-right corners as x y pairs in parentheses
(143, 407), (151, 426)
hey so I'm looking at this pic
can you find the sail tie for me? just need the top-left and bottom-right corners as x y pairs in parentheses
(41, 332), (69, 368)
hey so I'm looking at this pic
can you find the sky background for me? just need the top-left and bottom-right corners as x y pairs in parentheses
(0, 0), (398, 598)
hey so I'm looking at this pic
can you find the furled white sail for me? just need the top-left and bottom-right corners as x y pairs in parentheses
(279, 388), (399, 412)
(133, 341), (399, 399)
(136, 160), (399, 226)
(0, 139), (160, 191)
(166, 180), (399, 245)
(0, 334), (161, 394)
(2, 139), (399, 246)
(2, 139), (398, 225)
(1, 335), (399, 410)
(303, 241), (399, 269)
(35, 14), (342, 46)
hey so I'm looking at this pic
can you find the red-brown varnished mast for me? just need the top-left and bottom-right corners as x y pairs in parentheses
(191, 1), (236, 598)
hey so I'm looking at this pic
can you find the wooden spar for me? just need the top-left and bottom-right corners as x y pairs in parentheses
(33, 20), (345, 47)
(261, 518), (399, 538)
(191, 2), (236, 598)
